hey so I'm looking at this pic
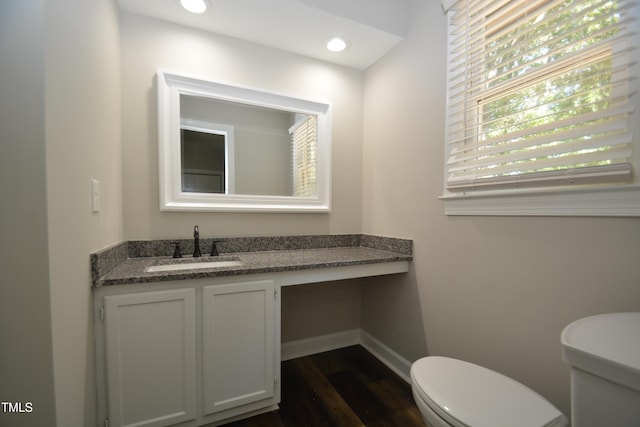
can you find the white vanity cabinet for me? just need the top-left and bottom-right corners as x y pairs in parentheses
(94, 277), (280, 427)
(92, 253), (410, 427)
(102, 288), (197, 427)
(202, 280), (277, 418)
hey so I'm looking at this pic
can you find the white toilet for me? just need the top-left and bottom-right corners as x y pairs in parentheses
(561, 312), (640, 427)
(410, 356), (568, 427)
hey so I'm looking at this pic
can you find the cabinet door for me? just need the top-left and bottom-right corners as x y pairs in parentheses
(202, 280), (276, 415)
(104, 288), (196, 427)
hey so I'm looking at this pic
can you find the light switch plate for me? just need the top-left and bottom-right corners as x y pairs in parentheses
(91, 179), (100, 213)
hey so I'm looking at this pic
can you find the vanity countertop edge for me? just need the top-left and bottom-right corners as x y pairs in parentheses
(91, 234), (413, 288)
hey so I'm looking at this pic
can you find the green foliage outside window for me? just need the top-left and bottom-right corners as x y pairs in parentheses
(478, 0), (620, 174)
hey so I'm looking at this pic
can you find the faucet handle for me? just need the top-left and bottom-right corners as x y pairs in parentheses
(171, 241), (182, 258)
(210, 241), (219, 257)
(194, 225), (199, 238)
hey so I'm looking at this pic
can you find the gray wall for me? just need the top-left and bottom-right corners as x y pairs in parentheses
(120, 13), (365, 239)
(361, 0), (640, 418)
(1, 0), (123, 426)
(0, 1), (56, 425)
(45, 0), (122, 425)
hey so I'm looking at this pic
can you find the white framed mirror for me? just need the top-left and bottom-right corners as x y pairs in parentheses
(157, 69), (332, 212)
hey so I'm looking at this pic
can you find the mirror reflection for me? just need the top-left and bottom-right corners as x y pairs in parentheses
(181, 127), (228, 194)
(180, 95), (316, 197)
(157, 69), (331, 212)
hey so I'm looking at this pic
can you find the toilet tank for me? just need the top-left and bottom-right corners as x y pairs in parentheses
(561, 313), (640, 427)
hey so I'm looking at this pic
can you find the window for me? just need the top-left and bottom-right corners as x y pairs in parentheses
(441, 0), (640, 216)
(290, 114), (318, 197)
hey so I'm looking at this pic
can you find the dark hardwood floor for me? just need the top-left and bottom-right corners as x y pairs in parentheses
(223, 345), (426, 427)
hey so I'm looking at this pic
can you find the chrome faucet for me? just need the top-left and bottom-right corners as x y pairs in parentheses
(193, 225), (201, 257)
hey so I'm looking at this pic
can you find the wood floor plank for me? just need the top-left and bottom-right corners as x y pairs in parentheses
(222, 345), (425, 427)
(279, 357), (336, 426)
(367, 378), (426, 427)
(326, 369), (396, 427)
(308, 346), (354, 376)
(293, 356), (366, 426)
(221, 410), (286, 427)
(321, 346), (389, 385)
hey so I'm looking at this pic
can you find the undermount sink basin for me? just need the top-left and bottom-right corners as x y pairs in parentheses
(145, 258), (242, 273)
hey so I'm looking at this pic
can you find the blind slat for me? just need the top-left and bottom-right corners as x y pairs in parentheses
(448, 121), (632, 165)
(447, 163), (632, 190)
(449, 142), (634, 176)
(447, 100), (635, 148)
(449, 0), (634, 62)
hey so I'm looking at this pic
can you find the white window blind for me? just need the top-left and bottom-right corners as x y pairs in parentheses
(445, 0), (637, 193)
(290, 114), (318, 197)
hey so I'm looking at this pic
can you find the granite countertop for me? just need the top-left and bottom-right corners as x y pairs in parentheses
(91, 234), (412, 287)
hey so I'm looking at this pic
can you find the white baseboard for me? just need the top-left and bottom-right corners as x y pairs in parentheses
(359, 330), (412, 383)
(281, 329), (361, 361)
(281, 329), (413, 383)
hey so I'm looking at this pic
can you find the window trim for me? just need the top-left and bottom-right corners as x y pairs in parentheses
(441, 0), (640, 217)
(440, 185), (640, 216)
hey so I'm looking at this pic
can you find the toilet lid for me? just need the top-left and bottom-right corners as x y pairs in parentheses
(411, 357), (565, 427)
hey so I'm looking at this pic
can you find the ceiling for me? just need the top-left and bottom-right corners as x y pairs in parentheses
(116, 0), (409, 70)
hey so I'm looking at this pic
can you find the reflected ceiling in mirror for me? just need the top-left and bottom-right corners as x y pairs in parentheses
(157, 70), (331, 212)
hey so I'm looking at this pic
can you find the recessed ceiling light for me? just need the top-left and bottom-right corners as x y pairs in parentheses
(326, 37), (349, 53)
(181, 0), (207, 14)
